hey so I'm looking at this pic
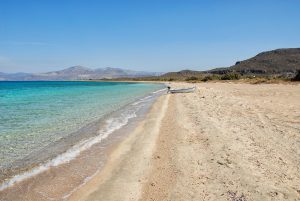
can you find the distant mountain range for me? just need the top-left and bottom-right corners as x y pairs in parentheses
(0, 66), (162, 81)
(2, 48), (299, 81)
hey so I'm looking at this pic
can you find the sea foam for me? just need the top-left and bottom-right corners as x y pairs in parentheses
(0, 96), (144, 191)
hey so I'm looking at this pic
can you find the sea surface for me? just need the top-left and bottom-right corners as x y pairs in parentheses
(0, 81), (165, 190)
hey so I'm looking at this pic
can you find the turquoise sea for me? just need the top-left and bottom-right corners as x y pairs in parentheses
(0, 81), (164, 188)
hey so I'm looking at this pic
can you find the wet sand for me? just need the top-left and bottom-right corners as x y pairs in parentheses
(68, 95), (170, 201)
(72, 82), (300, 201)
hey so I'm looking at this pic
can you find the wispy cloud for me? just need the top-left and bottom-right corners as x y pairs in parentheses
(0, 55), (15, 72)
(0, 56), (10, 63)
(0, 41), (53, 46)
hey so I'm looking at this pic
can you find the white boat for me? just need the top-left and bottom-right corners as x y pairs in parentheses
(168, 86), (196, 93)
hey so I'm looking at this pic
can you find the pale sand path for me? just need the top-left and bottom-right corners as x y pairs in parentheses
(74, 83), (300, 201)
(141, 83), (300, 201)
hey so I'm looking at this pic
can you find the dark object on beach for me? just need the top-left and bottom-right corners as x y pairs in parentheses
(227, 191), (247, 201)
(167, 86), (171, 93)
(292, 70), (300, 81)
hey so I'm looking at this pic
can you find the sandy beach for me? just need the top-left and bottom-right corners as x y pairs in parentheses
(67, 82), (300, 201)
(2, 1), (300, 200)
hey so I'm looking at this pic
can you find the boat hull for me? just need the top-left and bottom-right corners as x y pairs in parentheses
(169, 87), (196, 93)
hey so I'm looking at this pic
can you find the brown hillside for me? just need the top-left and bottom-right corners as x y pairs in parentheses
(229, 48), (300, 74)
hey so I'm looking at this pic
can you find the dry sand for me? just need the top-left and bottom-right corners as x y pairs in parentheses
(72, 82), (300, 201)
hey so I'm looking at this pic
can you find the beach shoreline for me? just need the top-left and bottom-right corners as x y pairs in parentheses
(68, 93), (170, 201)
(1, 82), (300, 201)
(0, 82), (166, 200)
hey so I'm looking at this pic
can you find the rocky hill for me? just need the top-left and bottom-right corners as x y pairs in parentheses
(228, 48), (300, 74)
(162, 48), (300, 78)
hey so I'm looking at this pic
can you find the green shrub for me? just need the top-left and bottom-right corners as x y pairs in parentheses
(221, 73), (240, 80)
(201, 74), (221, 82)
(185, 76), (198, 81)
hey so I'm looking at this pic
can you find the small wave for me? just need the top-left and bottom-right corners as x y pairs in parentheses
(0, 107), (138, 191)
(152, 88), (167, 94)
(131, 95), (153, 106)
(132, 88), (166, 106)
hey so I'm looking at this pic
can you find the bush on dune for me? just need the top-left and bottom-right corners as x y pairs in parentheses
(200, 73), (241, 82)
(201, 74), (221, 82)
(220, 73), (240, 80)
(185, 76), (198, 81)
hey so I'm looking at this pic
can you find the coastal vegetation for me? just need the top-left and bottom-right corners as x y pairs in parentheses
(102, 70), (299, 83)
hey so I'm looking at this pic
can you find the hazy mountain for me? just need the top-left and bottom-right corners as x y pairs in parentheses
(162, 70), (202, 78)
(0, 72), (32, 81)
(0, 66), (162, 81)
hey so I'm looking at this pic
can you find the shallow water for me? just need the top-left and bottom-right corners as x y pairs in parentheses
(0, 81), (164, 187)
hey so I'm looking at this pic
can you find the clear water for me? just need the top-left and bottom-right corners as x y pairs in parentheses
(0, 81), (164, 175)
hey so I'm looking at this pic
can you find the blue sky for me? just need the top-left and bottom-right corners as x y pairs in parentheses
(0, 0), (300, 73)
